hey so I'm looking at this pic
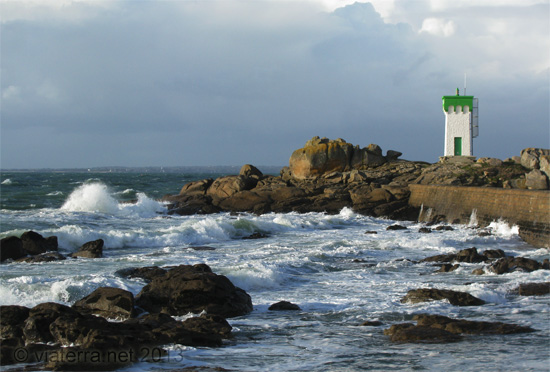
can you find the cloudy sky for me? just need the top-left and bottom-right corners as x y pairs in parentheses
(1, 0), (549, 169)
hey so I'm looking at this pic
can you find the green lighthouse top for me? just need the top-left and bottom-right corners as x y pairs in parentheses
(442, 88), (473, 112)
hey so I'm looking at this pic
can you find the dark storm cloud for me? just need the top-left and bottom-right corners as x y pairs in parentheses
(1, 1), (548, 169)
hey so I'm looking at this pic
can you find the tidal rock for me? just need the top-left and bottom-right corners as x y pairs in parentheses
(386, 224), (407, 231)
(73, 287), (136, 320)
(384, 314), (535, 343)
(20, 231), (58, 256)
(435, 263), (460, 273)
(16, 252), (66, 263)
(268, 301), (301, 311)
(414, 314), (535, 335)
(384, 323), (462, 343)
(400, 288), (485, 306)
(488, 257), (547, 274)
(421, 247), (503, 264)
(116, 266), (168, 282)
(136, 264), (253, 318)
(0, 305), (30, 343)
(360, 320), (383, 326)
(240, 164), (264, 179)
(512, 282), (550, 296)
(70, 239), (104, 258)
(0, 236), (25, 262)
(419, 227), (432, 233)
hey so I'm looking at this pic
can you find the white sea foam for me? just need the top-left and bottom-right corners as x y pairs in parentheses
(60, 183), (165, 217)
(1, 178), (13, 185)
(488, 219), (519, 237)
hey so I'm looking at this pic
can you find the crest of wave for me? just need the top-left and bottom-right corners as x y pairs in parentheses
(60, 182), (164, 217)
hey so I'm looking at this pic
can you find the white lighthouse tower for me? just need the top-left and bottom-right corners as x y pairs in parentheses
(442, 88), (479, 157)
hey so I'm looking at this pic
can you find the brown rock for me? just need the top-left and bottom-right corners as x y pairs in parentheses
(73, 287), (136, 320)
(401, 288), (485, 306)
(136, 264), (252, 318)
(20, 231), (57, 256)
(513, 282), (550, 296)
(289, 137), (354, 179)
(488, 256), (546, 274)
(1, 236), (25, 262)
(70, 239), (104, 258)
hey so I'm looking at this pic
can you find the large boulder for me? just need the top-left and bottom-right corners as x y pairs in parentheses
(289, 137), (355, 179)
(70, 239), (104, 258)
(1, 236), (26, 262)
(350, 145), (386, 169)
(73, 287), (136, 320)
(521, 148), (550, 170)
(136, 264), (253, 318)
(20, 231), (58, 256)
(488, 257), (549, 274)
(525, 169), (549, 190)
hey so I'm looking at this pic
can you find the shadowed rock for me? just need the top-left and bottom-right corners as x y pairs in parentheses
(401, 288), (485, 306)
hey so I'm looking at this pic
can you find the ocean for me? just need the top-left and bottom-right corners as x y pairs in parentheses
(1, 170), (549, 371)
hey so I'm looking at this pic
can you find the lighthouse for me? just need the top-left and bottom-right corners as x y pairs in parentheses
(442, 89), (479, 157)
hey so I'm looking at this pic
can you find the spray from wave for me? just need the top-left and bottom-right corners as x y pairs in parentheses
(60, 182), (165, 217)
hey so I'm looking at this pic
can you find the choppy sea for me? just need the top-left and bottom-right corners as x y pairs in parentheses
(1, 170), (549, 371)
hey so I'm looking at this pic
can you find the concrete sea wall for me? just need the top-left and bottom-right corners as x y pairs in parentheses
(408, 184), (550, 248)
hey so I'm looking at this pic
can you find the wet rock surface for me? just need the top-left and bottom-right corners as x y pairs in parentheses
(400, 288), (485, 306)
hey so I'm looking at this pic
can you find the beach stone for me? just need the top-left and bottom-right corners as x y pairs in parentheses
(20, 231), (58, 256)
(401, 288), (485, 306)
(136, 264), (253, 318)
(70, 239), (104, 258)
(1, 236), (26, 262)
(73, 287), (136, 320)
(513, 282), (550, 296)
(268, 301), (301, 311)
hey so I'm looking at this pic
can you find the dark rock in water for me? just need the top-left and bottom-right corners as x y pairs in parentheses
(434, 225), (454, 231)
(136, 264), (253, 318)
(189, 246), (216, 251)
(385, 314), (535, 343)
(116, 266), (168, 282)
(436, 263), (460, 273)
(384, 323), (462, 343)
(23, 302), (81, 344)
(386, 224), (407, 231)
(401, 288), (485, 306)
(421, 247), (502, 264)
(268, 301), (301, 311)
(360, 320), (383, 326)
(70, 239), (104, 258)
(243, 232), (268, 240)
(364, 230), (378, 234)
(73, 287), (136, 320)
(1, 305), (30, 344)
(181, 314), (233, 340)
(419, 227), (432, 233)
(512, 282), (550, 296)
(0, 236), (26, 262)
(488, 257), (547, 274)
(414, 314), (536, 335)
(16, 252), (66, 263)
(21, 231), (58, 256)
(471, 268), (485, 275)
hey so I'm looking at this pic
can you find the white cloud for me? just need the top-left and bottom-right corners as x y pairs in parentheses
(2, 85), (21, 100)
(420, 17), (456, 36)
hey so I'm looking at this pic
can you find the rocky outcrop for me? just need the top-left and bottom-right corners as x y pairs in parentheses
(384, 314), (535, 343)
(162, 140), (549, 247)
(512, 282), (550, 296)
(288, 137), (401, 180)
(135, 263), (253, 318)
(268, 301), (301, 311)
(0, 264), (244, 370)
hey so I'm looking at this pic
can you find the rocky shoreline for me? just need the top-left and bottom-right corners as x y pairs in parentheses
(162, 137), (549, 246)
(1, 137), (549, 370)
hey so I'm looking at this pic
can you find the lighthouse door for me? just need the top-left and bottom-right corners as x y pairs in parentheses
(454, 137), (462, 156)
